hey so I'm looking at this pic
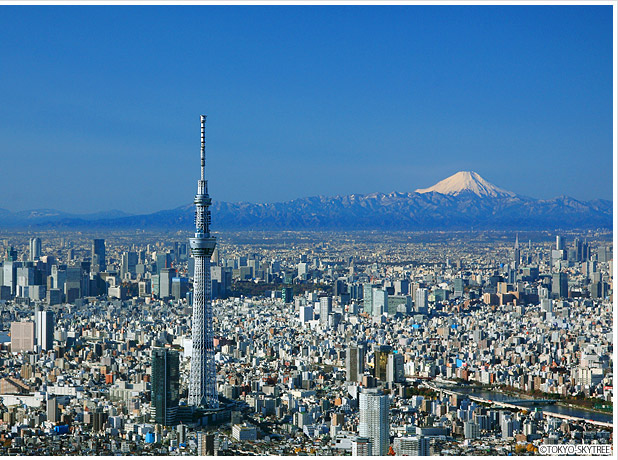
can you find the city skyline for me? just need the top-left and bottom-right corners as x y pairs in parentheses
(0, 3), (614, 214)
(0, 2), (615, 456)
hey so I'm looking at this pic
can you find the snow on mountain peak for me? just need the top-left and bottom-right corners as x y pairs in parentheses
(415, 171), (516, 198)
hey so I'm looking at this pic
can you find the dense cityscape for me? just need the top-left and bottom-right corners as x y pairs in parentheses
(0, 226), (613, 455)
(1, 0), (614, 456)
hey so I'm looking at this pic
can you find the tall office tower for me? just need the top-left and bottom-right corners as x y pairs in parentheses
(159, 268), (176, 299)
(359, 388), (390, 456)
(29, 237), (42, 261)
(372, 288), (388, 317)
(346, 343), (365, 382)
(394, 279), (409, 296)
(5, 246), (18, 262)
(513, 233), (520, 267)
(92, 239), (106, 272)
(2, 261), (20, 295)
(36, 309), (54, 352)
(47, 396), (59, 424)
(573, 237), (582, 262)
(299, 305), (313, 323)
(121, 251), (138, 279)
(319, 296), (332, 325)
(151, 348), (180, 426)
(188, 115), (218, 409)
(373, 345), (392, 382)
(415, 288), (428, 313)
(65, 266), (82, 302)
(387, 353), (405, 383)
(556, 235), (565, 251)
(156, 252), (171, 275)
(552, 272), (568, 299)
(363, 283), (375, 314)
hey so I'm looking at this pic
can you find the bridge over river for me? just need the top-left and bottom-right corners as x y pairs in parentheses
(499, 398), (556, 405)
(423, 381), (612, 428)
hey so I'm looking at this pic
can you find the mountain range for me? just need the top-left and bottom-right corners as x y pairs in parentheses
(0, 171), (612, 230)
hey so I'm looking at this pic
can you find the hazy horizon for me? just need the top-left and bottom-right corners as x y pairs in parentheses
(0, 166), (613, 216)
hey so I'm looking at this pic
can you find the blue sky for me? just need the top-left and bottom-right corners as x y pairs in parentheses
(0, 5), (614, 214)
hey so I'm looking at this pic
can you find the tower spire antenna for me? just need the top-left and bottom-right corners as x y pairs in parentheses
(200, 115), (206, 181)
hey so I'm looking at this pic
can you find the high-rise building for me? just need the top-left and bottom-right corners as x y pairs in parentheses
(156, 252), (171, 275)
(120, 251), (138, 279)
(299, 305), (313, 323)
(346, 343), (365, 382)
(415, 288), (429, 313)
(47, 396), (59, 424)
(65, 266), (82, 302)
(501, 416), (513, 439)
(29, 237), (42, 261)
(359, 388), (390, 456)
(373, 345), (391, 382)
(552, 272), (568, 299)
(171, 277), (189, 300)
(282, 286), (293, 303)
(372, 288), (388, 317)
(464, 421), (480, 439)
(151, 348), (180, 426)
(387, 352), (405, 383)
(393, 279), (409, 296)
(2, 261), (20, 295)
(159, 268), (176, 299)
(36, 309), (54, 352)
(363, 283), (375, 314)
(92, 239), (106, 272)
(188, 115), (219, 409)
(319, 296), (332, 326)
(556, 235), (565, 251)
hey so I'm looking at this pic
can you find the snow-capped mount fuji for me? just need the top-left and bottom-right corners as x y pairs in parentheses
(415, 171), (517, 198)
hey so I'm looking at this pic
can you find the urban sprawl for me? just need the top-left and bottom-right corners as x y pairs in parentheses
(0, 229), (613, 455)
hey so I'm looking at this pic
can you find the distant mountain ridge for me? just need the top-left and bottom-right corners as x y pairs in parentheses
(0, 208), (131, 227)
(0, 172), (612, 230)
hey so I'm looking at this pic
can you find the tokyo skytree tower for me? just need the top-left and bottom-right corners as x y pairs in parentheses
(188, 115), (218, 409)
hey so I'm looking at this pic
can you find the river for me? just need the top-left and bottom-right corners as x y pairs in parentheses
(451, 386), (613, 424)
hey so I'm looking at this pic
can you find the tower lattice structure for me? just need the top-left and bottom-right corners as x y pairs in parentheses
(188, 115), (218, 409)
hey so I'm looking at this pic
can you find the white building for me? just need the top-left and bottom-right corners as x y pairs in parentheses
(299, 305), (313, 323)
(415, 288), (429, 313)
(232, 423), (257, 441)
(464, 421), (480, 439)
(393, 436), (430, 456)
(35, 309), (54, 352)
(359, 388), (389, 455)
(372, 288), (388, 317)
(319, 296), (332, 325)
